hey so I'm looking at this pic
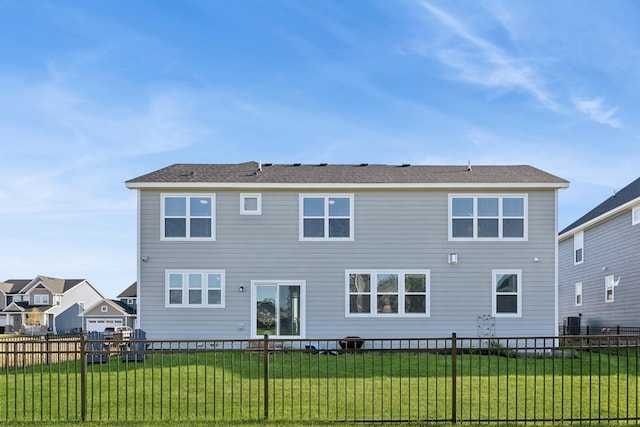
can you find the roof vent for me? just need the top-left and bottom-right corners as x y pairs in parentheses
(293, 163), (303, 167)
(467, 160), (472, 172)
(319, 163), (328, 166)
(258, 160), (262, 172)
(360, 163), (369, 167)
(401, 163), (411, 167)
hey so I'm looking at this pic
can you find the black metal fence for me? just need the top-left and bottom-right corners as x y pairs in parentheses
(1, 333), (639, 423)
(560, 324), (640, 336)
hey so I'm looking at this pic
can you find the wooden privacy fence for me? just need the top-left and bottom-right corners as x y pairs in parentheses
(1, 333), (639, 424)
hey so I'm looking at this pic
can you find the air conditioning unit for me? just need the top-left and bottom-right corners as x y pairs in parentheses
(564, 316), (581, 335)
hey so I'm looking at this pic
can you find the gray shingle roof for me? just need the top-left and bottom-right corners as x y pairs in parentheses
(1, 280), (32, 293)
(3, 276), (86, 294)
(117, 282), (137, 298)
(126, 162), (568, 187)
(559, 176), (640, 235)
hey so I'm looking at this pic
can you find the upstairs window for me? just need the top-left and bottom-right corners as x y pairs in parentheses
(492, 270), (521, 317)
(633, 206), (640, 225)
(300, 194), (353, 240)
(450, 195), (527, 240)
(33, 294), (49, 305)
(166, 270), (225, 308)
(574, 231), (584, 264)
(162, 194), (215, 240)
(240, 193), (262, 215)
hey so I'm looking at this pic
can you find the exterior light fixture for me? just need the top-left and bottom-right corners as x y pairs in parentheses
(448, 253), (458, 265)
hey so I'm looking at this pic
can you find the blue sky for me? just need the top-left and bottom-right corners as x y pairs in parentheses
(1, 1), (639, 297)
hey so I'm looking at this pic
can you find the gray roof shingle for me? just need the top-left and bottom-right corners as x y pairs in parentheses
(559, 176), (640, 235)
(126, 162), (568, 187)
(117, 282), (137, 298)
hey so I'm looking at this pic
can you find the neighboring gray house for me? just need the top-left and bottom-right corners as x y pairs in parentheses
(126, 162), (568, 341)
(81, 282), (138, 332)
(558, 177), (640, 332)
(0, 275), (104, 334)
(117, 281), (138, 314)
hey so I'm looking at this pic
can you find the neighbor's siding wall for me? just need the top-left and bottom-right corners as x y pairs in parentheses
(559, 209), (640, 329)
(52, 282), (104, 333)
(138, 188), (559, 340)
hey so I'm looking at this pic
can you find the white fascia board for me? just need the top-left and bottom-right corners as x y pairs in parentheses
(126, 182), (570, 190)
(558, 195), (640, 241)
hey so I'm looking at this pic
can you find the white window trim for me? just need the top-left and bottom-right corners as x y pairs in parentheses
(161, 193), (216, 241)
(575, 282), (582, 307)
(299, 194), (354, 241)
(605, 275), (615, 303)
(33, 294), (49, 305)
(448, 194), (528, 241)
(633, 205), (640, 225)
(574, 231), (584, 265)
(345, 270), (430, 317)
(492, 269), (522, 318)
(240, 193), (262, 215)
(165, 270), (226, 308)
(250, 280), (306, 339)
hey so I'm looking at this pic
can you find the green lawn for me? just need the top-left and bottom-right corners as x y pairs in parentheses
(1, 348), (639, 424)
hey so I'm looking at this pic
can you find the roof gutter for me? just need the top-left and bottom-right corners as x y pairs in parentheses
(126, 182), (570, 190)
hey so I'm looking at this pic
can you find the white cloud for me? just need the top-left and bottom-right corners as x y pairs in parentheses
(572, 97), (622, 129)
(414, 1), (558, 110)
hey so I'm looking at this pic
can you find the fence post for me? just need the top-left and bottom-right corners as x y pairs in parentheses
(80, 334), (87, 422)
(451, 332), (457, 424)
(263, 334), (269, 419)
(45, 334), (50, 365)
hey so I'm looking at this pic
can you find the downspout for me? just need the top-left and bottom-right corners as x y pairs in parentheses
(554, 189), (559, 338)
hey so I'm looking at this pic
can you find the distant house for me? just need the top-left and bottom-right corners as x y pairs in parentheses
(81, 282), (138, 332)
(126, 161), (568, 341)
(0, 275), (104, 334)
(117, 282), (137, 315)
(559, 177), (640, 332)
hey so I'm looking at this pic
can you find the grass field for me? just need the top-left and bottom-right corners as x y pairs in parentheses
(1, 342), (639, 424)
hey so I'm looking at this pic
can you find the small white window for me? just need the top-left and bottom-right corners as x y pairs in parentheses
(101, 305), (108, 312)
(605, 275), (616, 303)
(575, 282), (582, 306)
(492, 270), (522, 317)
(240, 193), (262, 215)
(633, 206), (640, 225)
(574, 231), (584, 265)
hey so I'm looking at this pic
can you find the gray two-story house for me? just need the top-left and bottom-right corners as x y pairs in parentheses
(126, 162), (568, 341)
(1, 275), (104, 334)
(559, 177), (640, 333)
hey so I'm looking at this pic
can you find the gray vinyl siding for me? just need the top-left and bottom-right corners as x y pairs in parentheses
(54, 304), (84, 332)
(559, 209), (640, 329)
(138, 189), (559, 340)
